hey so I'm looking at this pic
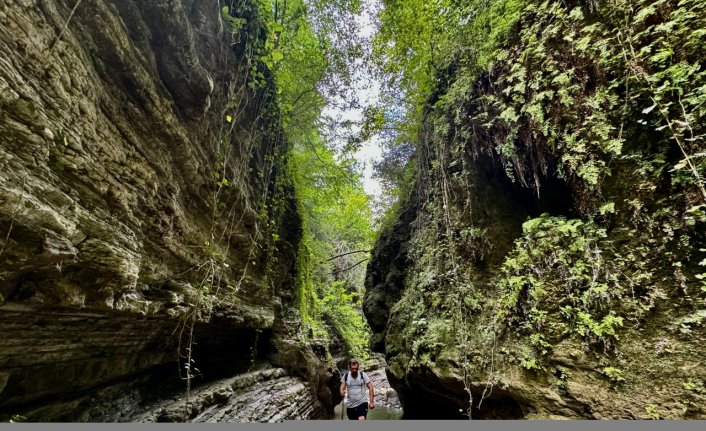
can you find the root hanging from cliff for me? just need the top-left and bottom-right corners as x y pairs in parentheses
(172, 0), (293, 402)
(0, 178), (26, 261)
(49, 0), (84, 51)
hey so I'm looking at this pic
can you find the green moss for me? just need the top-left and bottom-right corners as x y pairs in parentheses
(602, 367), (626, 383)
(365, 0), (706, 419)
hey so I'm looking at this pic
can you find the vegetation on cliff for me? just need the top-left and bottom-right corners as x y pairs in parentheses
(221, 0), (374, 359)
(365, 0), (706, 419)
(5, 0), (706, 420)
(1, 0), (382, 420)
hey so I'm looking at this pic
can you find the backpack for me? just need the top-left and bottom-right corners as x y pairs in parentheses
(343, 370), (368, 388)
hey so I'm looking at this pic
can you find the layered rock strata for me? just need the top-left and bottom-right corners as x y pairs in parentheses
(0, 0), (334, 421)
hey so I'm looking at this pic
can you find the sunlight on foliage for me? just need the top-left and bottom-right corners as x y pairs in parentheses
(246, 0), (375, 358)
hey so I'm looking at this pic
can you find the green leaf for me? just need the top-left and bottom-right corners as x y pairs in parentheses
(598, 202), (615, 215)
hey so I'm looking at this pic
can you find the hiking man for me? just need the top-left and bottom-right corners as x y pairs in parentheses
(340, 359), (375, 420)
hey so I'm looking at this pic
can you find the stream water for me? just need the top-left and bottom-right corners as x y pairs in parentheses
(332, 403), (404, 420)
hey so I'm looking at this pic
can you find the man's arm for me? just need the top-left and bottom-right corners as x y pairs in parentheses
(367, 382), (375, 409)
(340, 382), (347, 397)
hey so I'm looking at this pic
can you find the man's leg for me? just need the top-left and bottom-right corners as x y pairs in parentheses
(357, 402), (369, 420)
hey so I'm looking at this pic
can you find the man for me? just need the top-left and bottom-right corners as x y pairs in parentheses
(340, 359), (375, 420)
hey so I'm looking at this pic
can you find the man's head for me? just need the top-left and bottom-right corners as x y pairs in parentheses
(349, 359), (359, 376)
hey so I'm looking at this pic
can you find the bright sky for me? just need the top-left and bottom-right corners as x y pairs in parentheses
(322, 0), (384, 200)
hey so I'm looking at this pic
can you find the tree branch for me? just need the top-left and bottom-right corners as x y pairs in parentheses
(325, 249), (373, 262)
(331, 258), (369, 275)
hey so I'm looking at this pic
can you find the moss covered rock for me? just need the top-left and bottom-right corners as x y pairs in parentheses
(365, 0), (706, 419)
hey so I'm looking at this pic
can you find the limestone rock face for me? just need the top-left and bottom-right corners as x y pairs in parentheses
(0, 0), (331, 421)
(2, 0), (254, 315)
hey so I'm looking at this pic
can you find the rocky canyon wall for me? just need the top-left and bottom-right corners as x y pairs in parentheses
(0, 0), (336, 421)
(365, 0), (706, 420)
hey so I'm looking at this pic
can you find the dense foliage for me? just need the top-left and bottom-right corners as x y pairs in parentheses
(372, 0), (706, 210)
(222, 0), (374, 359)
(290, 137), (374, 359)
(369, 0), (706, 418)
(368, 0), (527, 208)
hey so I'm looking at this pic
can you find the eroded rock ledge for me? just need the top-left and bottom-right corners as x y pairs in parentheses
(0, 0), (335, 421)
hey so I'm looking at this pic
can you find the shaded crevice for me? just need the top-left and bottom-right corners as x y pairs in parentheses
(0, 308), (283, 421)
(467, 153), (574, 221)
(189, 326), (273, 380)
(452, 153), (575, 270)
(363, 186), (420, 353)
(0, 361), (182, 422)
(388, 368), (530, 420)
(398, 385), (529, 420)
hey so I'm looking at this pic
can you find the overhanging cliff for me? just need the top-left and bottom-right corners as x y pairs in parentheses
(0, 0), (337, 421)
(365, 0), (706, 420)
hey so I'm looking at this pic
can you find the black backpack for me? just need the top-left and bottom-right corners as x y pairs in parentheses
(343, 370), (368, 388)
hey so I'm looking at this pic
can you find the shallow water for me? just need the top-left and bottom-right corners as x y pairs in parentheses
(332, 403), (404, 420)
